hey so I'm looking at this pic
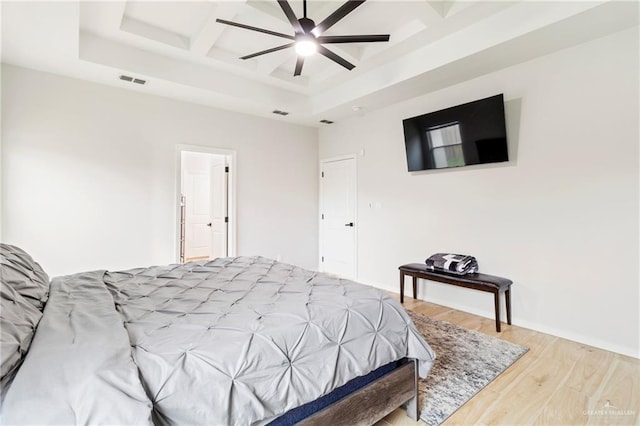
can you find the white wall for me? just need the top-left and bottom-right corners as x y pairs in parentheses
(319, 27), (639, 358)
(1, 64), (319, 276)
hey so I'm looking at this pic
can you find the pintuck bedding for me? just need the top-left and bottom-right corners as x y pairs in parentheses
(0, 245), (49, 391)
(1, 252), (435, 425)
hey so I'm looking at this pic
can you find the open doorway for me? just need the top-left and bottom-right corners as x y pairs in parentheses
(177, 146), (236, 263)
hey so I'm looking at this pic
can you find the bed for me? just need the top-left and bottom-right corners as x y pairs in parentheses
(0, 244), (435, 425)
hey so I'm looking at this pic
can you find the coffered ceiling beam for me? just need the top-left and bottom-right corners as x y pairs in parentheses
(191, 1), (249, 55)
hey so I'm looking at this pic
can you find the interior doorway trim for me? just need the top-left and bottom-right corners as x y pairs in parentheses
(175, 144), (237, 262)
(319, 153), (358, 279)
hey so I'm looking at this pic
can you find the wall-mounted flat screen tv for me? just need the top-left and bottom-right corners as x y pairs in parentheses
(402, 94), (508, 172)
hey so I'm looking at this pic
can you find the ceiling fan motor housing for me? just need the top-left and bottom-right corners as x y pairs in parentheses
(298, 17), (316, 34)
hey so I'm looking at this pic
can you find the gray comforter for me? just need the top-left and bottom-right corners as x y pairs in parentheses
(2, 257), (435, 425)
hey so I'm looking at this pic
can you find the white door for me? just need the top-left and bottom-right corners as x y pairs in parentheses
(320, 157), (356, 279)
(184, 170), (211, 259)
(178, 147), (236, 263)
(210, 157), (228, 258)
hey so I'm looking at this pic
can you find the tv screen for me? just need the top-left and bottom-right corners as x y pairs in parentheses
(402, 94), (508, 172)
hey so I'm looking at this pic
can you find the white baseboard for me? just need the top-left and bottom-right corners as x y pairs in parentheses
(366, 279), (639, 359)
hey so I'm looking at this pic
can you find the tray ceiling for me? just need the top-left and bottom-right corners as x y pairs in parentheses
(2, 1), (638, 126)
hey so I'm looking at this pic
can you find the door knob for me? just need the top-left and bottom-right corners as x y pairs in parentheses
(345, 222), (354, 227)
(207, 223), (212, 227)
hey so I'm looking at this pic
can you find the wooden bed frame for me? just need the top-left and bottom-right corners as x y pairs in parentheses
(300, 359), (419, 425)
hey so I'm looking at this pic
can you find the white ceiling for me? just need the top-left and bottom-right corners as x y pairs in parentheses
(2, 1), (638, 126)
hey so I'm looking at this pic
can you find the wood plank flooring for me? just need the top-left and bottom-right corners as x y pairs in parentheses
(377, 294), (640, 426)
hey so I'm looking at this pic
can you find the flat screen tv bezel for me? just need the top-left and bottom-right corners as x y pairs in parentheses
(402, 94), (509, 172)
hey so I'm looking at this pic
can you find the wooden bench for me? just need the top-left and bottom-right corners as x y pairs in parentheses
(399, 263), (513, 332)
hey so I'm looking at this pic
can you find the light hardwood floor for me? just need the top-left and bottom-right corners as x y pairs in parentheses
(377, 294), (640, 426)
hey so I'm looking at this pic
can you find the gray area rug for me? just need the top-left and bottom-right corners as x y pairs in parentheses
(408, 311), (529, 425)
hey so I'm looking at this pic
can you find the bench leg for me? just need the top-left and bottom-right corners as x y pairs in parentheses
(412, 276), (417, 300)
(400, 271), (405, 304)
(494, 291), (501, 332)
(505, 288), (512, 325)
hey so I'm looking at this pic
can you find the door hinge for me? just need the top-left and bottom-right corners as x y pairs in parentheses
(321, 214), (324, 220)
(225, 217), (229, 223)
(225, 166), (229, 173)
(321, 171), (324, 178)
(321, 256), (324, 262)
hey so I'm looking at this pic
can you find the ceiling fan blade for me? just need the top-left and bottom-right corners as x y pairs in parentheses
(216, 19), (294, 40)
(313, 0), (366, 35)
(277, 0), (303, 34)
(317, 34), (390, 44)
(240, 43), (295, 60)
(317, 45), (355, 70)
(294, 56), (305, 76)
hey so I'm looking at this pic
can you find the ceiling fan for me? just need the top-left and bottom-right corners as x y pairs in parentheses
(216, 0), (390, 76)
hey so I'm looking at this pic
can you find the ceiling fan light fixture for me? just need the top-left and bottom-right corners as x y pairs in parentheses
(217, 0), (390, 76)
(295, 37), (317, 57)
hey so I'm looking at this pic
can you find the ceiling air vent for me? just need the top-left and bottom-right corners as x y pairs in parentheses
(272, 110), (289, 116)
(119, 75), (147, 85)
(320, 120), (334, 124)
